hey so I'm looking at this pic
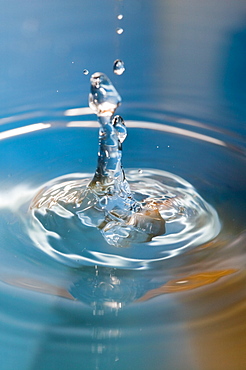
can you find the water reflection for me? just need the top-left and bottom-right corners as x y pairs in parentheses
(137, 268), (237, 301)
(1, 252), (245, 370)
(1, 264), (240, 311)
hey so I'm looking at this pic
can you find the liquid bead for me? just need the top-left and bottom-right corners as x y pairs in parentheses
(113, 59), (125, 75)
(89, 72), (121, 117)
(116, 27), (124, 35)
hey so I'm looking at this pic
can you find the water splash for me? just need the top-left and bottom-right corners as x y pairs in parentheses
(32, 73), (165, 247)
(28, 72), (221, 268)
(87, 73), (166, 246)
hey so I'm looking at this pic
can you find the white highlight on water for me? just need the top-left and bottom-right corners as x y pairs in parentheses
(0, 123), (51, 141)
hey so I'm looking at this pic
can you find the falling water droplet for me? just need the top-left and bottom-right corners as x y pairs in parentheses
(117, 14), (123, 20)
(113, 59), (125, 75)
(83, 69), (89, 75)
(116, 27), (124, 35)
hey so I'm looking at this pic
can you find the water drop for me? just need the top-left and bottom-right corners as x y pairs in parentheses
(83, 69), (89, 75)
(138, 169), (143, 174)
(116, 27), (124, 35)
(113, 59), (125, 76)
(89, 72), (121, 117)
(117, 14), (123, 20)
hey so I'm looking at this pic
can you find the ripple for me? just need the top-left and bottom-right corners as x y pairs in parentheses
(0, 107), (244, 275)
(23, 168), (220, 270)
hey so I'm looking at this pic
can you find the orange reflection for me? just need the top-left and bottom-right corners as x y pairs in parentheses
(3, 277), (74, 300)
(186, 237), (227, 252)
(137, 269), (237, 302)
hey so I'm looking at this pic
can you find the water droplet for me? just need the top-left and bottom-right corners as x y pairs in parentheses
(156, 145), (159, 149)
(117, 14), (123, 20)
(116, 27), (124, 35)
(83, 69), (89, 75)
(56, 90), (59, 93)
(89, 72), (121, 116)
(72, 61), (74, 64)
(138, 169), (143, 174)
(113, 59), (125, 75)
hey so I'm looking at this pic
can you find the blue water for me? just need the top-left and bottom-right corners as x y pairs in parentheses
(0, 1), (246, 370)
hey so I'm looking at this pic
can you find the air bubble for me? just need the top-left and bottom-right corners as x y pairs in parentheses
(83, 69), (89, 75)
(113, 59), (125, 76)
(117, 14), (123, 20)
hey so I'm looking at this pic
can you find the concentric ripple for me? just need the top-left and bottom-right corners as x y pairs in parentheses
(27, 168), (220, 269)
